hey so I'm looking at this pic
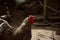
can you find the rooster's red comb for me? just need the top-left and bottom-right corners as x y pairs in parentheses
(29, 15), (34, 24)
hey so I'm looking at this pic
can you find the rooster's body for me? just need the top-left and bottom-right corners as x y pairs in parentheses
(0, 17), (32, 40)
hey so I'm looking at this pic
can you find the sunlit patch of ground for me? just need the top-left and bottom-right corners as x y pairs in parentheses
(31, 27), (60, 40)
(31, 29), (55, 40)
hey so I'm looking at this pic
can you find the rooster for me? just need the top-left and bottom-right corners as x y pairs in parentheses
(0, 15), (34, 40)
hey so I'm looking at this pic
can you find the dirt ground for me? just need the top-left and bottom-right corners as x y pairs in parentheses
(31, 27), (60, 40)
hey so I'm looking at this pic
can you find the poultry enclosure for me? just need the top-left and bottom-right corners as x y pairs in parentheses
(0, 0), (60, 40)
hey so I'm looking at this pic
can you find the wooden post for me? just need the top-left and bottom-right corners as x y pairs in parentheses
(44, 0), (47, 22)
